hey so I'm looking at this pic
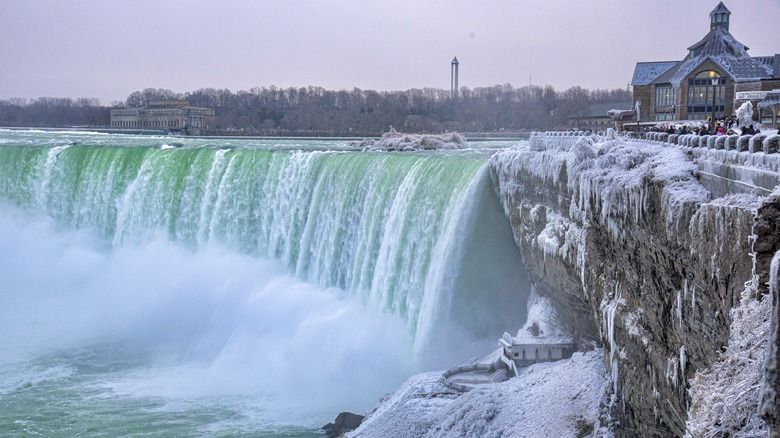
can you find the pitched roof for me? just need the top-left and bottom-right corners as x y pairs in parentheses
(710, 2), (730, 15)
(658, 26), (772, 85)
(633, 4), (778, 87)
(631, 61), (678, 85)
(753, 56), (775, 69)
(589, 101), (633, 117)
(567, 102), (634, 119)
(689, 26), (748, 56)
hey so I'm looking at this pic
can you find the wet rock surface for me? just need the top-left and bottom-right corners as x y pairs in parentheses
(490, 138), (779, 436)
(323, 412), (364, 438)
(759, 196), (780, 432)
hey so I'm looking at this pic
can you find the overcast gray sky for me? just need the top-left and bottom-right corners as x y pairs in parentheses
(1, 0), (778, 104)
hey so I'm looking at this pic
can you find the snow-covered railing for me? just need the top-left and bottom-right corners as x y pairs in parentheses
(645, 132), (669, 142)
(501, 355), (520, 379)
(439, 363), (496, 392)
(523, 132), (780, 196)
(750, 135), (768, 153)
(766, 135), (780, 154)
(530, 131), (586, 137)
(658, 133), (780, 154)
(529, 131), (586, 151)
(529, 131), (780, 156)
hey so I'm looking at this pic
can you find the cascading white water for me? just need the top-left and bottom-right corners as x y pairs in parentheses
(0, 130), (530, 436)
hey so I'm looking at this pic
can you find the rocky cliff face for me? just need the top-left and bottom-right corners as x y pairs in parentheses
(759, 199), (780, 432)
(490, 134), (779, 436)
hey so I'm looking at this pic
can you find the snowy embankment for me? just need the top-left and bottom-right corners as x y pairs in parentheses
(357, 128), (466, 151)
(487, 132), (777, 435)
(349, 351), (608, 438)
(495, 132), (710, 241)
(349, 295), (613, 437)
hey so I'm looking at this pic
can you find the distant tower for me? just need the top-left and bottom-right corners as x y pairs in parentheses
(451, 57), (459, 99)
(710, 2), (730, 31)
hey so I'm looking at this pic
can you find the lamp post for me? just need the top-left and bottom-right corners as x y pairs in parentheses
(710, 76), (719, 130)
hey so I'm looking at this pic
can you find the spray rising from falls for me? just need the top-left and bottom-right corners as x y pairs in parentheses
(0, 134), (529, 358)
(0, 132), (532, 434)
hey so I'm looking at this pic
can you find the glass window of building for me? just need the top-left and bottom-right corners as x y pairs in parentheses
(761, 107), (774, 125)
(687, 71), (725, 120)
(655, 85), (675, 121)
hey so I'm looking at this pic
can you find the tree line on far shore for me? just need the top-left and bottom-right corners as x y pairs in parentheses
(0, 84), (631, 136)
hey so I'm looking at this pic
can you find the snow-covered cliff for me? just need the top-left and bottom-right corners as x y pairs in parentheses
(489, 132), (780, 436)
(347, 132), (780, 437)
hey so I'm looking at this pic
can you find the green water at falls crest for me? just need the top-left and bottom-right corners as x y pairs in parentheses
(0, 135), (529, 354)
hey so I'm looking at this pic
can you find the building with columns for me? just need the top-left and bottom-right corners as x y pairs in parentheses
(631, 2), (780, 127)
(110, 100), (215, 135)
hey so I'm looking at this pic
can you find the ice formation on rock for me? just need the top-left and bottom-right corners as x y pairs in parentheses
(357, 127), (466, 151)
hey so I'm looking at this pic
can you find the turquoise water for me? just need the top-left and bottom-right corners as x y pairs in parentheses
(0, 130), (530, 436)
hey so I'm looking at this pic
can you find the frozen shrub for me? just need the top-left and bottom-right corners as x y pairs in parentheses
(685, 281), (770, 437)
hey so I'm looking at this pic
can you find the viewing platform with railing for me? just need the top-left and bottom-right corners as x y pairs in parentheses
(527, 129), (780, 197)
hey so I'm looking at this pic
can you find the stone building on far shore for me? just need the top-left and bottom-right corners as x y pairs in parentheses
(110, 100), (215, 135)
(631, 2), (780, 128)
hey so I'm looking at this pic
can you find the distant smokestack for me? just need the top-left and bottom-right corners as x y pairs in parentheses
(451, 57), (459, 99)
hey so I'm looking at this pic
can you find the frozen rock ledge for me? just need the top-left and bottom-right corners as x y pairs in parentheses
(356, 127), (466, 151)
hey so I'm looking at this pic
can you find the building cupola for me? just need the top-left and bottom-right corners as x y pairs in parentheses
(710, 2), (730, 31)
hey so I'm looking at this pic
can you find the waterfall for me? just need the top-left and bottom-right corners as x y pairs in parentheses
(0, 131), (530, 359)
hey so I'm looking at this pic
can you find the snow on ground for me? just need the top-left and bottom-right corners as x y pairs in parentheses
(349, 350), (610, 438)
(350, 295), (611, 437)
(347, 371), (460, 437)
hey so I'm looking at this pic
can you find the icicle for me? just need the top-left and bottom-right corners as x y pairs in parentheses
(601, 283), (624, 396)
(677, 289), (683, 329)
(665, 356), (679, 387)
